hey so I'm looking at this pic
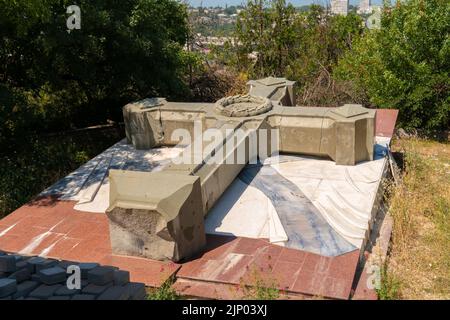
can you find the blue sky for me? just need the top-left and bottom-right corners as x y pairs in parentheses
(186, 0), (385, 7)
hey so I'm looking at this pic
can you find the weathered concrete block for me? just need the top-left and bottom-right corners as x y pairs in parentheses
(123, 98), (165, 149)
(113, 270), (130, 286)
(39, 267), (66, 285)
(97, 286), (130, 300)
(29, 284), (62, 299)
(107, 171), (206, 262)
(0, 255), (16, 273)
(12, 280), (40, 299)
(0, 278), (17, 298)
(329, 104), (376, 165)
(247, 77), (296, 106)
(87, 266), (115, 285)
(124, 282), (146, 300)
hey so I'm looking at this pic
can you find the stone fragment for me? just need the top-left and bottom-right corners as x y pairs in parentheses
(107, 171), (206, 262)
(39, 266), (67, 285)
(0, 278), (17, 298)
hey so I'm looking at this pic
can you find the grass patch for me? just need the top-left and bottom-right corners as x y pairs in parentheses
(147, 276), (180, 300)
(376, 264), (401, 300)
(385, 137), (450, 299)
(238, 268), (280, 300)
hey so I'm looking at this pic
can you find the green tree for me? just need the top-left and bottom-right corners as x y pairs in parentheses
(0, 0), (192, 147)
(234, 0), (298, 78)
(226, 2), (363, 105)
(335, 0), (450, 130)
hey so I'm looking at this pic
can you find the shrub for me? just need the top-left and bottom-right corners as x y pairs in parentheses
(335, 0), (450, 130)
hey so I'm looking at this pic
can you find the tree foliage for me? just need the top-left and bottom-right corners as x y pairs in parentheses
(335, 0), (450, 130)
(228, 1), (364, 106)
(0, 0), (192, 147)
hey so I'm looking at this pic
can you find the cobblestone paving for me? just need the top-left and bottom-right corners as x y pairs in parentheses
(0, 251), (146, 300)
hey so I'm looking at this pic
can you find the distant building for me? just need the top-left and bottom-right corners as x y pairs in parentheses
(358, 0), (372, 14)
(365, 6), (382, 29)
(331, 0), (349, 16)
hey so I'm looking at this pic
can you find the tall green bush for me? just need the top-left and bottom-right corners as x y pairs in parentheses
(335, 0), (450, 130)
(0, 0), (192, 146)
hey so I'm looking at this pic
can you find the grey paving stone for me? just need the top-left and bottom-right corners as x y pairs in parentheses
(54, 285), (80, 296)
(87, 266), (115, 285)
(16, 260), (34, 273)
(58, 260), (79, 270)
(81, 282), (113, 295)
(29, 284), (62, 299)
(31, 274), (41, 283)
(48, 295), (71, 300)
(79, 263), (99, 279)
(97, 285), (130, 300)
(12, 255), (23, 262)
(27, 257), (57, 273)
(39, 266), (66, 285)
(81, 279), (89, 288)
(0, 278), (17, 298)
(0, 255), (16, 273)
(71, 294), (96, 300)
(124, 282), (146, 300)
(113, 270), (130, 286)
(12, 280), (40, 299)
(8, 267), (31, 283)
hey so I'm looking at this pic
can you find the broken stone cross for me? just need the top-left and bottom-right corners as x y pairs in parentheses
(106, 77), (376, 262)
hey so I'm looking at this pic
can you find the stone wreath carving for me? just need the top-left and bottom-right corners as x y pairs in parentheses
(214, 94), (273, 117)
